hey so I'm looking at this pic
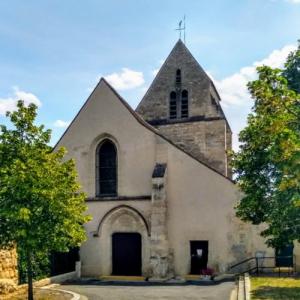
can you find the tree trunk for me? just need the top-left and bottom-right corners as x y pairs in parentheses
(27, 251), (34, 300)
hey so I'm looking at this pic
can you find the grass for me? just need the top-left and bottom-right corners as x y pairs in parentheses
(251, 276), (300, 300)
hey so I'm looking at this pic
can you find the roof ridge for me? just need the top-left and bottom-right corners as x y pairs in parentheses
(101, 78), (235, 184)
(54, 77), (234, 184)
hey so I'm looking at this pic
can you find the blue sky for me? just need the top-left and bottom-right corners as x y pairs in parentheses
(0, 0), (300, 148)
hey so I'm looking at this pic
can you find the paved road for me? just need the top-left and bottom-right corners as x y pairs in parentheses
(60, 282), (235, 300)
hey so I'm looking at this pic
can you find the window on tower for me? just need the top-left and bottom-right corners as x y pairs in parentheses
(176, 69), (181, 85)
(169, 91), (177, 119)
(181, 90), (189, 118)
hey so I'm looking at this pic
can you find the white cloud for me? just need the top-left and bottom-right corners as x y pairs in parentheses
(0, 87), (42, 115)
(286, 0), (300, 3)
(214, 44), (297, 107)
(104, 68), (145, 90)
(211, 44), (297, 151)
(53, 120), (70, 128)
(152, 69), (159, 76)
(151, 59), (164, 77)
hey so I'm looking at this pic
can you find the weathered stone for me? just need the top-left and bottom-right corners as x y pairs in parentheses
(0, 279), (17, 295)
(149, 168), (174, 280)
(0, 248), (18, 285)
(136, 40), (232, 177)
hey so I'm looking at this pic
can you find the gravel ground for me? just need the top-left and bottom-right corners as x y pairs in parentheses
(5, 288), (73, 300)
(60, 282), (235, 300)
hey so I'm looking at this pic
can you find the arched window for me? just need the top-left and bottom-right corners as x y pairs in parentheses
(181, 90), (189, 118)
(96, 139), (117, 196)
(169, 91), (177, 119)
(176, 69), (181, 84)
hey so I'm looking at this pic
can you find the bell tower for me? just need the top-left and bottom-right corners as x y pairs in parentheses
(136, 40), (232, 177)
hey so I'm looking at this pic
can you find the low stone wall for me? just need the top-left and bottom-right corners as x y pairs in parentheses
(0, 248), (18, 283)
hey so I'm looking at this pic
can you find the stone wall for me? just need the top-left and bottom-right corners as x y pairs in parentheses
(156, 119), (229, 176)
(0, 248), (18, 283)
(136, 40), (222, 121)
(135, 39), (232, 177)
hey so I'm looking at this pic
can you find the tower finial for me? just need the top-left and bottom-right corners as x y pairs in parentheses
(175, 15), (186, 44)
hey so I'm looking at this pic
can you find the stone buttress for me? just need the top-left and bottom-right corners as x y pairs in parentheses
(149, 162), (174, 280)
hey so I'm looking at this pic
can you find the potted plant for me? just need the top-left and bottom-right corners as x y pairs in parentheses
(201, 267), (214, 280)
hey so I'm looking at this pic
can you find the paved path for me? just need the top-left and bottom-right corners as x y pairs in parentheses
(60, 282), (235, 300)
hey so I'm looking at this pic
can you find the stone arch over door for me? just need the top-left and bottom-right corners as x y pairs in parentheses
(97, 205), (150, 276)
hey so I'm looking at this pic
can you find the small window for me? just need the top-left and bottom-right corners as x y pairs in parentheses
(181, 90), (189, 118)
(176, 69), (181, 85)
(169, 91), (177, 119)
(96, 140), (117, 196)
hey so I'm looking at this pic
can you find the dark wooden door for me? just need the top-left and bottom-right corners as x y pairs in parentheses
(190, 241), (208, 274)
(112, 232), (142, 276)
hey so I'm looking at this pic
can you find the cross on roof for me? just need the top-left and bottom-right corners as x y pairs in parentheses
(175, 16), (186, 43)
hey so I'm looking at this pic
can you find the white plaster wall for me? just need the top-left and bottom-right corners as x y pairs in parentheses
(56, 80), (157, 198)
(165, 144), (272, 274)
(55, 79), (282, 277)
(80, 200), (151, 276)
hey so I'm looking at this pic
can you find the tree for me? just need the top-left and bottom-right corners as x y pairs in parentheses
(232, 47), (300, 249)
(283, 40), (300, 94)
(0, 101), (91, 300)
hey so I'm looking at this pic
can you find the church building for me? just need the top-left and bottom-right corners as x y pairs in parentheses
(55, 40), (281, 279)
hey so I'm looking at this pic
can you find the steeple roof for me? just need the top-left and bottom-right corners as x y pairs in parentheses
(136, 39), (225, 122)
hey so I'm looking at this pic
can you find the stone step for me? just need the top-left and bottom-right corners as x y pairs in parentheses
(99, 276), (145, 282)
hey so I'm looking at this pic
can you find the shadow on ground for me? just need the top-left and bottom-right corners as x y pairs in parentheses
(252, 286), (300, 299)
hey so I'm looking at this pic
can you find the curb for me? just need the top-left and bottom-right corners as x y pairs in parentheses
(244, 273), (251, 300)
(41, 285), (81, 300)
(237, 273), (251, 300)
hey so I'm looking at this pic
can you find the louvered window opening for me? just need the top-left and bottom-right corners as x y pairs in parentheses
(169, 91), (177, 119)
(176, 69), (181, 85)
(181, 90), (189, 118)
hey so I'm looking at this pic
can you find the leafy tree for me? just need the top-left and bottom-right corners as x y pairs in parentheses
(18, 246), (50, 284)
(283, 40), (300, 94)
(0, 101), (91, 300)
(232, 47), (300, 249)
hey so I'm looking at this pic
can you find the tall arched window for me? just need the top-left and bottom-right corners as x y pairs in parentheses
(169, 91), (177, 119)
(96, 139), (117, 196)
(176, 69), (181, 84)
(181, 90), (189, 118)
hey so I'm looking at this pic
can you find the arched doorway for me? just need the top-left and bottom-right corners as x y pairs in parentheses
(96, 205), (150, 276)
(112, 232), (142, 275)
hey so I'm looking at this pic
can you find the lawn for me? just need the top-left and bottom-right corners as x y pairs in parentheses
(251, 276), (300, 300)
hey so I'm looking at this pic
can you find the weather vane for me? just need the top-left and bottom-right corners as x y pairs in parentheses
(176, 15), (186, 44)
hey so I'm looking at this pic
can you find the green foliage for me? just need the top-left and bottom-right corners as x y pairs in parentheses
(0, 101), (91, 294)
(18, 246), (50, 283)
(283, 40), (300, 94)
(232, 48), (300, 248)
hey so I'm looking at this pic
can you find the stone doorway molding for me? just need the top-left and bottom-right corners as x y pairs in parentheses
(96, 205), (150, 276)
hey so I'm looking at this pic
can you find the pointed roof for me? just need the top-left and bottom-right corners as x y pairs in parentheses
(54, 78), (234, 183)
(135, 39), (225, 122)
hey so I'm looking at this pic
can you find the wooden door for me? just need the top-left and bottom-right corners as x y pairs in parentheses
(112, 232), (142, 276)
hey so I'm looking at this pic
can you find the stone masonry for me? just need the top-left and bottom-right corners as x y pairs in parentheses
(150, 164), (174, 280)
(156, 119), (228, 176)
(136, 39), (232, 177)
(0, 248), (18, 283)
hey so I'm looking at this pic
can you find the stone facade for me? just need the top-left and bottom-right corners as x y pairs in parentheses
(155, 119), (229, 176)
(0, 248), (18, 284)
(136, 39), (232, 177)
(150, 164), (174, 280)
